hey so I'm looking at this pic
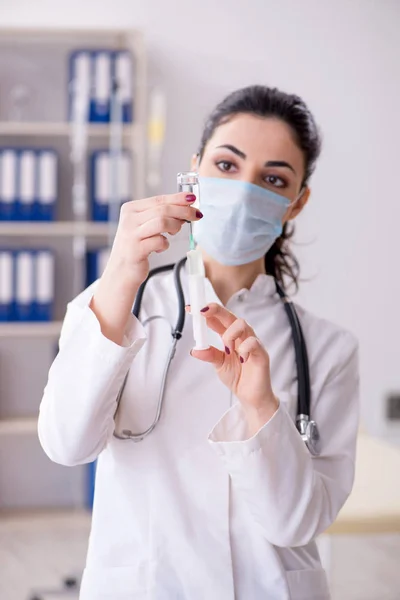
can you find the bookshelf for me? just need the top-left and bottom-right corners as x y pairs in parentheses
(0, 27), (147, 510)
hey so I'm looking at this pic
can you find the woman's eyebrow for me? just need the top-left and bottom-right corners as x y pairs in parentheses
(216, 144), (246, 159)
(265, 160), (296, 174)
(216, 147), (296, 175)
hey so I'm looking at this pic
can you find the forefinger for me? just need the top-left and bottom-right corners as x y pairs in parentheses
(200, 303), (237, 329)
(130, 192), (196, 213)
(185, 305), (226, 336)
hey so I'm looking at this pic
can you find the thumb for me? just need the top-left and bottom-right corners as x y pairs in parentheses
(191, 346), (225, 369)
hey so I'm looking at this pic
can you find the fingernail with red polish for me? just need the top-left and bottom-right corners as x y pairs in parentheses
(200, 306), (209, 313)
(186, 194), (196, 202)
(240, 356), (244, 364)
(196, 210), (203, 218)
(225, 346), (230, 355)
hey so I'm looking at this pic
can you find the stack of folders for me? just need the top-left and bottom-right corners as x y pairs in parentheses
(0, 249), (55, 322)
(90, 150), (131, 221)
(0, 148), (57, 221)
(69, 50), (133, 123)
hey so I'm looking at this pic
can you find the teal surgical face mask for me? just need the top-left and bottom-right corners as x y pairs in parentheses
(193, 176), (294, 266)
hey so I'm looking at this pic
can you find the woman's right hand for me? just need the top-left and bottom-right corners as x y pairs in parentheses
(90, 193), (201, 345)
(109, 192), (200, 287)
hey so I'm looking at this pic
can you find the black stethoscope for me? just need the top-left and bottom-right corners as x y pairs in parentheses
(114, 257), (321, 456)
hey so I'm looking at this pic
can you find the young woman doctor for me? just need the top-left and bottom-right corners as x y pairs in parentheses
(39, 86), (359, 600)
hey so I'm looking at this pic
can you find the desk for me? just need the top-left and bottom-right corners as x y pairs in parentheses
(328, 433), (400, 535)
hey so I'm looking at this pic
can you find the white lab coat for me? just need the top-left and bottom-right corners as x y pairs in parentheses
(38, 269), (359, 600)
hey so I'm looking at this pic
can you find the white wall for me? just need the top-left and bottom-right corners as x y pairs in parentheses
(1, 0), (399, 436)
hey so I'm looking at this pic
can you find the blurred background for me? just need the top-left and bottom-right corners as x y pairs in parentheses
(0, 0), (399, 598)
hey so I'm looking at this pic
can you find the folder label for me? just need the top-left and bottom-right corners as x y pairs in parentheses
(91, 51), (111, 122)
(38, 151), (57, 205)
(115, 51), (132, 104)
(115, 51), (133, 122)
(95, 152), (110, 206)
(36, 251), (54, 304)
(15, 251), (34, 321)
(95, 52), (111, 105)
(1, 150), (16, 203)
(0, 251), (13, 320)
(0, 150), (17, 220)
(16, 252), (32, 304)
(0, 252), (13, 304)
(17, 150), (36, 221)
(19, 151), (36, 204)
(75, 51), (91, 98)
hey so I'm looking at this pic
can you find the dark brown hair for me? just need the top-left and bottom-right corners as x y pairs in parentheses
(198, 85), (322, 291)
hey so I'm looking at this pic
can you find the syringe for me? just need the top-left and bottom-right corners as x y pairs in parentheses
(177, 172), (209, 350)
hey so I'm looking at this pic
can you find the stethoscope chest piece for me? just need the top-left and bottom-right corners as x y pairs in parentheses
(296, 414), (321, 456)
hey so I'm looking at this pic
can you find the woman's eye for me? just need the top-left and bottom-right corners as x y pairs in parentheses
(216, 160), (237, 173)
(265, 175), (286, 188)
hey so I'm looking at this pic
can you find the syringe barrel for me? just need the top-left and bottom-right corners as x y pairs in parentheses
(187, 247), (209, 350)
(188, 273), (209, 350)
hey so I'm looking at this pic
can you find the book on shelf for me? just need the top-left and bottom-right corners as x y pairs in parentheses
(90, 149), (131, 222)
(0, 249), (54, 322)
(69, 49), (133, 124)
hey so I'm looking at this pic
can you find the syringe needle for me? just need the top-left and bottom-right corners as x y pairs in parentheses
(189, 223), (195, 251)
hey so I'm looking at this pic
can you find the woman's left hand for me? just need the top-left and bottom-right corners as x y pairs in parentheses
(188, 303), (279, 432)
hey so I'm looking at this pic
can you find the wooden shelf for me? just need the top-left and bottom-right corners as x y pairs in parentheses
(0, 321), (62, 338)
(0, 417), (38, 436)
(0, 121), (135, 138)
(0, 221), (112, 237)
(0, 26), (142, 44)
